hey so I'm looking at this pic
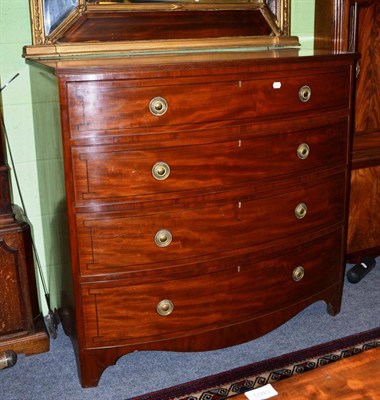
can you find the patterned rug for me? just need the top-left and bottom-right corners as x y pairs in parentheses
(128, 327), (380, 400)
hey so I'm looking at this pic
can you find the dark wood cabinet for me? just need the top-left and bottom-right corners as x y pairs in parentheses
(0, 114), (49, 358)
(315, 0), (380, 261)
(348, 1), (380, 259)
(28, 50), (356, 387)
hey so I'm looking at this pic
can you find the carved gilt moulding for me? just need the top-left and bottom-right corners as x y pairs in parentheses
(24, 0), (297, 58)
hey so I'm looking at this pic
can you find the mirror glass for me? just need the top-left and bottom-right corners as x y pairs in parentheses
(43, 0), (79, 36)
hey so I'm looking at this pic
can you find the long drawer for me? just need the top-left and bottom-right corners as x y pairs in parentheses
(81, 230), (343, 347)
(72, 120), (348, 207)
(76, 172), (346, 276)
(67, 68), (350, 138)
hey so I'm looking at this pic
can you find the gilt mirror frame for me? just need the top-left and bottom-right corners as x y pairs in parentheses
(25, 0), (296, 58)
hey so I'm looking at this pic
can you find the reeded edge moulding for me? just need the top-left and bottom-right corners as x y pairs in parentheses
(24, 0), (296, 58)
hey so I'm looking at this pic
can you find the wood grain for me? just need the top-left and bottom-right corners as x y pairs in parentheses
(347, 2), (380, 259)
(314, 0), (350, 51)
(233, 346), (380, 399)
(347, 166), (380, 255)
(66, 68), (350, 137)
(81, 232), (343, 348)
(0, 117), (49, 357)
(355, 2), (380, 134)
(60, 10), (272, 43)
(72, 120), (348, 207)
(29, 51), (355, 387)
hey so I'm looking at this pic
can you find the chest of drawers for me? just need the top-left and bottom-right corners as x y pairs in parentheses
(29, 50), (355, 387)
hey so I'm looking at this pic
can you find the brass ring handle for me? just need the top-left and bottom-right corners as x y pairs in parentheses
(149, 97), (168, 116)
(154, 229), (173, 247)
(297, 143), (310, 160)
(157, 299), (174, 316)
(298, 85), (312, 103)
(295, 203), (307, 219)
(292, 266), (305, 282)
(152, 161), (171, 181)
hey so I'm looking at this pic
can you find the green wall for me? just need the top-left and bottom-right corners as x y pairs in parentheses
(291, 0), (315, 49)
(1, 0), (69, 314)
(0, 0), (315, 315)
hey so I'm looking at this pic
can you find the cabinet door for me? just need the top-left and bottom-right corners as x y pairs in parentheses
(0, 233), (31, 335)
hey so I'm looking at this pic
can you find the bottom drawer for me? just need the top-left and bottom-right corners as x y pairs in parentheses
(82, 231), (343, 347)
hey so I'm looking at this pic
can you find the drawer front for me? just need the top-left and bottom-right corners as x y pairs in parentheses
(253, 70), (350, 117)
(72, 121), (348, 206)
(67, 69), (350, 138)
(67, 80), (252, 135)
(77, 173), (346, 275)
(82, 231), (343, 347)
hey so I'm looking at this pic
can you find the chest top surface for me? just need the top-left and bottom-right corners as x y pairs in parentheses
(28, 48), (356, 79)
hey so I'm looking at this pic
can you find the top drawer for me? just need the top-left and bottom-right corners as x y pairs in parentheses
(67, 68), (351, 138)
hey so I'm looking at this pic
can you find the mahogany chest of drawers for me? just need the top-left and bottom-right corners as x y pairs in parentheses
(29, 50), (355, 387)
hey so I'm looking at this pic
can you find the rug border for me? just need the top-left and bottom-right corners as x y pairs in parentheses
(128, 326), (380, 400)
